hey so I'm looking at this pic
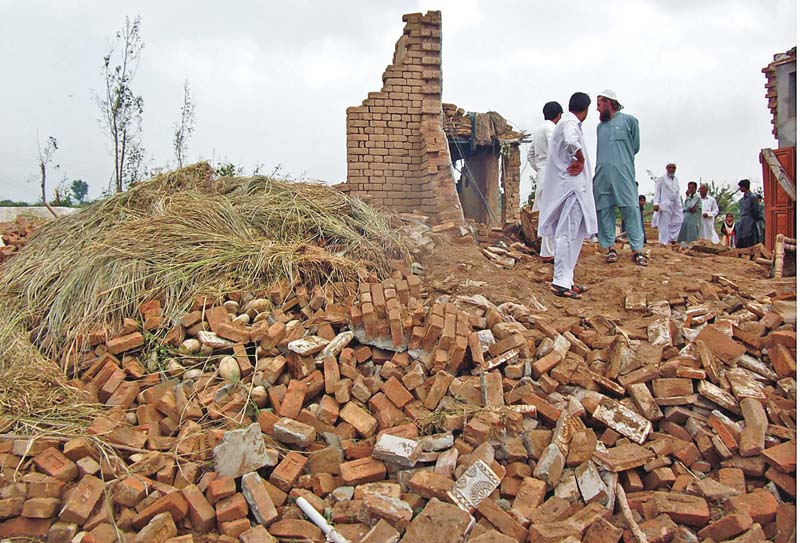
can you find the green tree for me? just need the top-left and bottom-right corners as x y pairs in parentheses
(173, 79), (196, 168)
(214, 162), (244, 178)
(96, 15), (145, 192)
(706, 181), (738, 217)
(70, 179), (89, 203)
(38, 136), (59, 217)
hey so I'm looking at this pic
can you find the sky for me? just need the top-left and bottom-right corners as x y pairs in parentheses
(0, 0), (796, 204)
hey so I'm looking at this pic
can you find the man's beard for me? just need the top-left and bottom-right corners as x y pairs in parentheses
(599, 110), (611, 122)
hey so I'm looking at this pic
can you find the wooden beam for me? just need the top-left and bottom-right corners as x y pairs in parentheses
(761, 148), (796, 201)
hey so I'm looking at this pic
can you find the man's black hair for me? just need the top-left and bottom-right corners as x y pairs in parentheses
(542, 101), (563, 121)
(688, 181), (698, 188)
(568, 92), (591, 113)
(639, 194), (646, 200)
(738, 179), (750, 189)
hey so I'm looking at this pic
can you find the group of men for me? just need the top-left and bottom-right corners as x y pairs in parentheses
(528, 90), (645, 300)
(527, 91), (765, 301)
(649, 165), (763, 249)
(651, 163), (720, 245)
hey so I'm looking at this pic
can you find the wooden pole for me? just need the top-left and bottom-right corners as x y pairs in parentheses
(616, 483), (648, 543)
(774, 234), (785, 279)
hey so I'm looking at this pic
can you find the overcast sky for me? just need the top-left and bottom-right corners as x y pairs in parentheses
(0, 1), (796, 203)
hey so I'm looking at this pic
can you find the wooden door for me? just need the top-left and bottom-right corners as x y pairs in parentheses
(761, 146), (796, 252)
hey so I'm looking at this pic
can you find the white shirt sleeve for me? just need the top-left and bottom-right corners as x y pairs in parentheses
(561, 119), (582, 157)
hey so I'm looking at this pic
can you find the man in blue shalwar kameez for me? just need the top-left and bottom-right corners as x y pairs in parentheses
(735, 179), (762, 249)
(593, 89), (647, 266)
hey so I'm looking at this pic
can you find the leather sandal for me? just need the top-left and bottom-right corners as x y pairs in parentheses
(551, 284), (581, 299)
(605, 250), (619, 263)
(633, 252), (648, 266)
(572, 285), (588, 294)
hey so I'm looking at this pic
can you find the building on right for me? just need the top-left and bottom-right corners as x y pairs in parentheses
(760, 47), (796, 252)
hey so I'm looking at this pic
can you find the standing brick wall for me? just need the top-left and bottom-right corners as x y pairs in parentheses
(344, 11), (464, 224)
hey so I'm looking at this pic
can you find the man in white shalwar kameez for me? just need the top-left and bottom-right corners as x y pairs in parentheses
(538, 92), (597, 299)
(652, 163), (683, 244)
(698, 184), (720, 243)
(527, 101), (563, 262)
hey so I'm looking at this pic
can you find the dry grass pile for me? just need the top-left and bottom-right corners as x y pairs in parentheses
(0, 162), (407, 359)
(0, 301), (100, 433)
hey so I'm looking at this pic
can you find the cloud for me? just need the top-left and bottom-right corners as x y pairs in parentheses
(0, 0), (794, 203)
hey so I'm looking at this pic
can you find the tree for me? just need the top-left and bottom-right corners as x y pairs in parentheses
(707, 181), (738, 217)
(96, 16), (145, 193)
(70, 179), (89, 203)
(38, 136), (59, 218)
(173, 79), (196, 168)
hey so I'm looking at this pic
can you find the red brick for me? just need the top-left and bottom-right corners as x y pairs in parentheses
(241, 472), (278, 526)
(107, 331), (144, 354)
(476, 498), (527, 542)
(340, 457), (387, 485)
(762, 440), (796, 473)
(206, 476), (236, 504)
(59, 474), (105, 524)
(22, 497), (61, 518)
(0, 517), (51, 539)
(383, 376), (414, 408)
(33, 447), (78, 482)
(728, 490), (779, 524)
(652, 491), (709, 527)
(269, 451), (308, 492)
(767, 344), (796, 378)
(180, 484), (216, 532)
(132, 491), (189, 529)
(698, 511), (753, 541)
(270, 519), (323, 541)
(215, 492), (248, 523)
(133, 511), (177, 543)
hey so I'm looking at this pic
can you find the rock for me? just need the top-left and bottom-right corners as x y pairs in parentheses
(213, 423), (278, 478)
(218, 356), (241, 382)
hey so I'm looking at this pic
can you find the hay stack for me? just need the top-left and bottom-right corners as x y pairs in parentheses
(0, 163), (407, 359)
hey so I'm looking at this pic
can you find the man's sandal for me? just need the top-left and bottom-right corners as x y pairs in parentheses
(633, 253), (648, 266)
(572, 285), (588, 294)
(605, 250), (619, 263)
(551, 284), (581, 299)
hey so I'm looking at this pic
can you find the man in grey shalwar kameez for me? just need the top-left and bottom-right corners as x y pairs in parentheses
(593, 89), (647, 266)
(677, 181), (701, 244)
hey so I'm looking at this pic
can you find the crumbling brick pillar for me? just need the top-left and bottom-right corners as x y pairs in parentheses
(501, 144), (521, 224)
(344, 11), (464, 225)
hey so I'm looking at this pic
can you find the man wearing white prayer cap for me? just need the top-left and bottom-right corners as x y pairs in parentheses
(652, 162), (684, 245)
(593, 89), (647, 266)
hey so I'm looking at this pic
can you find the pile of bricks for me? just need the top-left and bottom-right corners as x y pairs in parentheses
(0, 216), (39, 262)
(0, 266), (795, 542)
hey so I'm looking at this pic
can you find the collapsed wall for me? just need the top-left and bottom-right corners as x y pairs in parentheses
(343, 11), (464, 224)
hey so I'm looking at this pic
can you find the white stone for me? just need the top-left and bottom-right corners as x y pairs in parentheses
(533, 443), (565, 488)
(218, 356), (240, 382)
(554, 470), (581, 503)
(591, 398), (652, 445)
(576, 461), (608, 504)
(288, 335), (329, 356)
(213, 423), (278, 478)
(419, 433), (455, 452)
(197, 330), (234, 350)
(316, 331), (354, 362)
(179, 338), (201, 354)
(273, 418), (316, 447)
(372, 434), (421, 468)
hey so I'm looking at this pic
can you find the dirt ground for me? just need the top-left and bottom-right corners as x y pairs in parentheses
(419, 232), (791, 323)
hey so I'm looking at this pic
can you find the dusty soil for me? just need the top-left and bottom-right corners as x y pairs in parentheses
(418, 235), (789, 322)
